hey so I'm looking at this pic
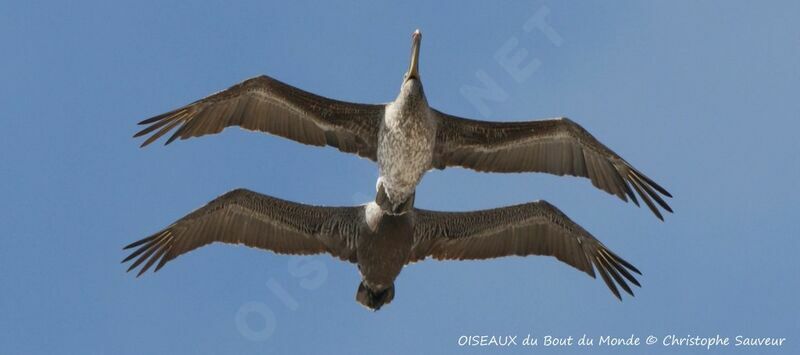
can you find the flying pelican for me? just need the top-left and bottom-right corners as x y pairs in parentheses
(123, 189), (641, 310)
(134, 29), (672, 218)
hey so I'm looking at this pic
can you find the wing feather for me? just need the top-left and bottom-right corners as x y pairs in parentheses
(122, 189), (362, 276)
(136, 75), (384, 160)
(411, 201), (641, 299)
(433, 111), (672, 219)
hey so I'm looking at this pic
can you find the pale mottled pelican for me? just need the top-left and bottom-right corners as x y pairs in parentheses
(123, 189), (641, 310)
(135, 29), (671, 218)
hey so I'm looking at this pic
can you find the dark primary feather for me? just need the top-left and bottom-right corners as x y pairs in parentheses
(433, 111), (672, 220)
(122, 189), (361, 276)
(135, 75), (384, 160)
(411, 201), (641, 299)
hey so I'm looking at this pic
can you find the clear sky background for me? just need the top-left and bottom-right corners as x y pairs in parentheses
(2, 1), (799, 354)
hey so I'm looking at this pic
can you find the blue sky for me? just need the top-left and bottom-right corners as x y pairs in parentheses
(2, 1), (799, 354)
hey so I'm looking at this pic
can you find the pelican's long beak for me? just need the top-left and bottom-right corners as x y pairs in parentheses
(406, 29), (421, 81)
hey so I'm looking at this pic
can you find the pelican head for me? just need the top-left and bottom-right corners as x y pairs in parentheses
(404, 29), (421, 83)
(356, 281), (395, 311)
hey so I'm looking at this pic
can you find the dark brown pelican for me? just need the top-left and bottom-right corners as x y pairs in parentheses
(135, 29), (671, 219)
(123, 189), (641, 310)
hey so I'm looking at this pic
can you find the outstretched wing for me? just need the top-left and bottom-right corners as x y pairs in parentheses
(135, 75), (384, 160)
(433, 111), (672, 219)
(122, 189), (362, 276)
(411, 201), (641, 299)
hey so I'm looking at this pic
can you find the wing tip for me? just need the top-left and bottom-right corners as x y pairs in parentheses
(132, 130), (147, 138)
(122, 232), (172, 277)
(592, 249), (644, 300)
(617, 166), (673, 220)
(137, 117), (160, 125)
(122, 236), (154, 250)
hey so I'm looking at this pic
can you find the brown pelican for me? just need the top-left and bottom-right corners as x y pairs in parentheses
(135, 29), (672, 219)
(123, 189), (641, 310)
